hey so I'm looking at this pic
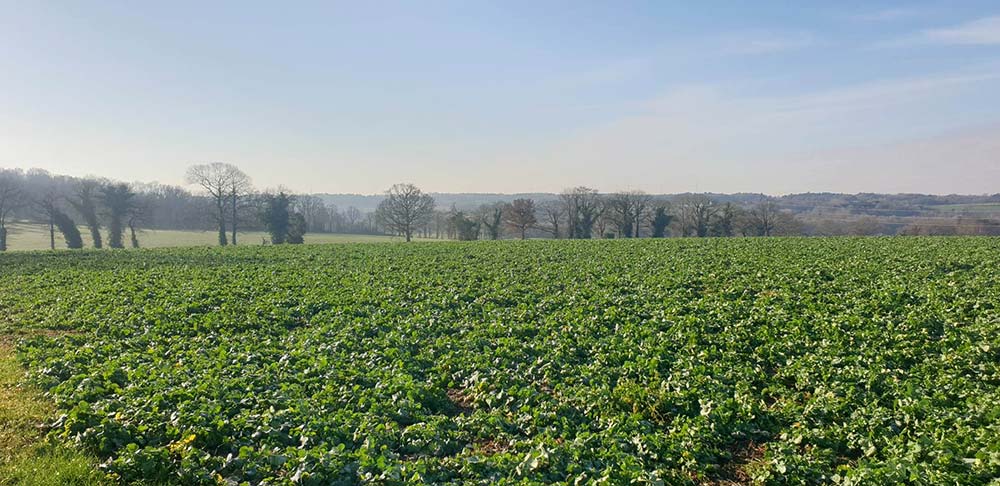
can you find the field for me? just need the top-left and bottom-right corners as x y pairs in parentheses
(1, 238), (999, 485)
(930, 203), (1000, 216)
(2, 221), (417, 251)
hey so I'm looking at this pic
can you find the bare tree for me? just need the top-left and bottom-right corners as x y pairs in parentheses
(226, 167), (253, 245)
(676, 194), (717, 237)
(295, 195), (327, 233)
(594, 202), (612, 238)
(375, 183), (435, 242)
(479, 203), (504, 240)
(432, 209), (450, 239)
(503, 198), (537, 239)
(738, 199), (803, 236)
(537, 200), (564, 239)
(633, 193), (652, 237)
(34, 189), (60, 250)
(443, 205), (459, 239)
(33, 190), (83, 250)
(449, 210), (480, 240)
(607, 190), (651, 238)
(0, 172), (24, 251)
(743, 199), (779, 236)
(560, 187), (602, 239)
(344, 206), (362, 227)
(186, 162), (250, 246)
(709, 203), (738, 237)
(127, 201), (149, 248)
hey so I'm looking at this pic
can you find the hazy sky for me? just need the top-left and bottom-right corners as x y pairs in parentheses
(2, 1), (999, 195)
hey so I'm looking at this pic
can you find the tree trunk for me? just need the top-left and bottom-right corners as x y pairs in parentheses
(49, 219), (55, 250)
(520, 227), (526, 240)
(231, 193), (238, 245)
(108, 219), (124, 248)
(129, 224), (140, 248)
(218, 203), (228, 246)
(89, 225), (103, 249)
(405, 228), (412, 242)
(0, 226), (6, 251)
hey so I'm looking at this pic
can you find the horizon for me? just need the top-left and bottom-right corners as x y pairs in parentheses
(3, 164), (1000, 198)
(3, 1), (1000, 194)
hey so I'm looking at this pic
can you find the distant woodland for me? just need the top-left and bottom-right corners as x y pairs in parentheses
(1, 166), (998, 251)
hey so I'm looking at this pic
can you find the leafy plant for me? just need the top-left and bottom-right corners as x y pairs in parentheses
(1, 237), (998, 485)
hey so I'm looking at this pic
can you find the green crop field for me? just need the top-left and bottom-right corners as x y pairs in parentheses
(2, 221), (422, 251)
(1, 238), (999, 485)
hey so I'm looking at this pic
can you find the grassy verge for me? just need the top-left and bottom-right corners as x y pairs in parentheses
(0, 341), (105, 486)
(4, 221), (437, 252)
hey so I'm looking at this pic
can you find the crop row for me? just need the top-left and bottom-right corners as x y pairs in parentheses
(1, 238), (998, 484)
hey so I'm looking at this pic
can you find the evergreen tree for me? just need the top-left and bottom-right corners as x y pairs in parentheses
(651, 206), (672, 238)
(260, 192), (292, 244)
(287, 213), (307, 244)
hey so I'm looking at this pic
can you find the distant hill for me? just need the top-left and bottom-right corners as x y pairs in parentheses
(314, 193), (561, 212)
(313, 191), (1000, 217)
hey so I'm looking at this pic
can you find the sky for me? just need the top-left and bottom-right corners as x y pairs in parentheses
(2, 1), (999, 195)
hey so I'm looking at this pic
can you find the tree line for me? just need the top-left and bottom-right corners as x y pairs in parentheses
(2, 164), (996, 251)
(374, 184), (802, 241)
(375, 184), (1000, 240)
(0, 171), (143, 251)
(0, 165), (391, 251)
(183, 163), (306, 246)
(0, 164), (337, 251)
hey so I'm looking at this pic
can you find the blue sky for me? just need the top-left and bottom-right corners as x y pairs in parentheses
(2, 1), (999, 194)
